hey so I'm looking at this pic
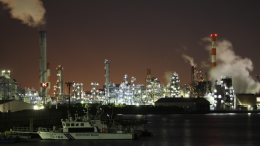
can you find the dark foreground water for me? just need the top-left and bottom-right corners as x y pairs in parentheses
(8, 113), (260, 146)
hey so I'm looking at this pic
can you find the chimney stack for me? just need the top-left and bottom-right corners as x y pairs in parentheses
(211, 34), (217, 68)
(104, 59), (110, 103)
(39, 31), (47, 104)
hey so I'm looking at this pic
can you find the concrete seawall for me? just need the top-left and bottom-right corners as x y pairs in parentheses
(0, 110), (66, 132)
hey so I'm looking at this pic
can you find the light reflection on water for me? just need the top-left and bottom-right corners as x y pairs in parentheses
(8, 113), (260, 146)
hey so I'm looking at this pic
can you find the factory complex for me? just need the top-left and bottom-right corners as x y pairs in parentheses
(1, 32), (260, 112)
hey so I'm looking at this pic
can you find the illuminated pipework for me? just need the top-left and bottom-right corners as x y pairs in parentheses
(131, 76), (136, 86)
(124, 74), (128, 84)
(211, 34), (217, 68)
(56, 65), (64, 100)
(25, 87), (40, 104)
(72, 82), (84, 100)
(81, 83), (84, 99)
(90, 82), (102, 100)
(146, 69), (152, 88)
(72, 81), (76, 100)
(53, 84), (57, 101)
(210, 76), (236, 110)
(76, 83), (80, 99)
(169, 72), (180, 97)
(221, 76), (236, 110)
(47, 63), (51, 101)
(104, 59), (110, 103)
(94, 74), (147, 105)
(2, 70), (10, 78)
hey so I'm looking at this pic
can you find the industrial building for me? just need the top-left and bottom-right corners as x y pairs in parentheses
(47, 63), (51, 101)
(0, 70), (24, 100)
(155, 98), (210, 111)
(2, 31), (258, 112)
(39, 31), (48, 104)
(236, 94), (257, 110)
(72, 82), (84, 101)
(24, 87), (41, 104)
(53, 65), (64, 101)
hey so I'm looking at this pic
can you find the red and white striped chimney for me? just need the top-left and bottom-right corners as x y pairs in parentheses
(211, 34), (217, 68)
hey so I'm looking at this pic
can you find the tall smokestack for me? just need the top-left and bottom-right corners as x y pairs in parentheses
(39, 31), (47, 103)
(47, 62), (51, 100)
(211, 34), (217, 68)
(191, 66), (195, 87)
(104, 59), (110, 104)
(146, 69), (152, 88)
(146, 69), (151, 80)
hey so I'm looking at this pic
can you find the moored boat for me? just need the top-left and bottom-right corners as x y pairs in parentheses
(37, 106), (140, 140)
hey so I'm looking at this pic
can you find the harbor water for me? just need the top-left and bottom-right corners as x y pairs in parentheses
(7, 113), (260, 146)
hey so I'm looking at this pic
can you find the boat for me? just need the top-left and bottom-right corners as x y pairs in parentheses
(5, 132), (31, 141)
(37, 106), (142, 140)
(0, 138), (16, 143)
(0, 133), (16, 143)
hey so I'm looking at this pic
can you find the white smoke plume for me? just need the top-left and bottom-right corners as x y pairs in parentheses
(203, 38), (260, 93)
(0, 0), (46, 27)
(182, 54), (197, 67)
(200, 60), (210, 68)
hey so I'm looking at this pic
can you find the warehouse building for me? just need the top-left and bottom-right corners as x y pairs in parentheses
(155, 98), (210, 111)
(0, 100), (34, 112)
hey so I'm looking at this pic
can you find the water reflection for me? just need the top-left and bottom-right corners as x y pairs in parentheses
(19, 113), (260, 146)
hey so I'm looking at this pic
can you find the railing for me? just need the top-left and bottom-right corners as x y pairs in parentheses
(12, 127), (52, 132)
(38, 127), (52, 132)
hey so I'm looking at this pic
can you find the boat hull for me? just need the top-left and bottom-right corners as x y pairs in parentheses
(38, 132), (133, 140)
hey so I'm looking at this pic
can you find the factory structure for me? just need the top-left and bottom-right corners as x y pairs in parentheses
(45, 34), (243, 110)
(39, 31), (48, 104)
(1, 32), (260, 112)
(0, 70), (23, 101)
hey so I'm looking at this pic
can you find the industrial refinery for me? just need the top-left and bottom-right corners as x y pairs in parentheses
(0, 32), (259, 112)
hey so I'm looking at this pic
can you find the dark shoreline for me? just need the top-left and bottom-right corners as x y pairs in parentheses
(1, 105), (259, 132)
(113, 110), (260, 115)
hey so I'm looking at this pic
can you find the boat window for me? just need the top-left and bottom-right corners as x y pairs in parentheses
(76, 123), (79, 126)
(66, 123), (70, 126)
(63, 123), (65, 127)
(81, 123), (84, 126)
(71, 123), (75, 126)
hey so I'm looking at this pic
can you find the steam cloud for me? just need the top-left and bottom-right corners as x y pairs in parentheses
(182, 54), (197, 67)
(203, 38), (260, 93)
(164, 71), (173, 85)
(0, 0), (46, 27)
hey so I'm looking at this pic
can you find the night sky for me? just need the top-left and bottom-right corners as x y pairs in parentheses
(0, 0), (260, 95)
